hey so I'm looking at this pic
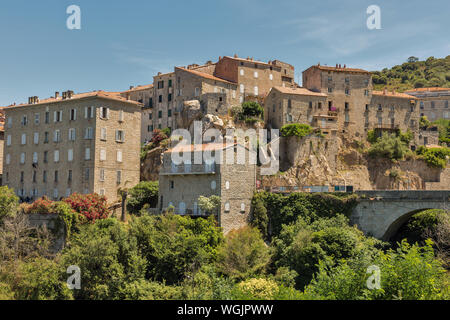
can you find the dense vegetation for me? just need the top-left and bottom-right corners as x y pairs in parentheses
(280, 123), (313, 138)
(0, 185), (448, 300)
(372, 56), (450, 92)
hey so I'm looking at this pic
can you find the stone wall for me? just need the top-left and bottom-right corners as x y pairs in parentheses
(27, 213), (65, 252)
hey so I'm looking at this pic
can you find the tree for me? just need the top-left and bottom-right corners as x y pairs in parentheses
(241, 101), (264, 118)
(280, 123), (312, 138)
(127, 181), (159, 214)
(217, 227), (270, 280)
(64, 193), (110, 222)
(0, 186), (19, 223)
(368, 132), (411, 160)
(198, 195), (221, 215)
(407, 56), (419, 63)
(250, 197), (269, 239)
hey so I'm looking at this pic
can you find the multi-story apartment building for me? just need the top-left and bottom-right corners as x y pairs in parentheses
(120, 84), (154, 143)
(123, 55), (296, 143)
(2, 90), (142, 203)
(158, 142), (256, 234)
(404, 87), (450, 121)
(263, 64), (420, 142)
(0, 107), (5, 185)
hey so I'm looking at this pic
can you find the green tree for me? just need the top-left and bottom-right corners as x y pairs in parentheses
(217, 226), (270, 280)
(127, 181), (159, 214)
(250, 197), (269, 239)
(280, 123), (312, 138)
(0, 186), (19, 223)
(241, 101), (264, 118)
(198, 195), (221, 215)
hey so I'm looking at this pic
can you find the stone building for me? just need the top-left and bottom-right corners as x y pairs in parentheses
(2, 91), (142, 203)
(0, 107), (5, 185)
(263, 64), (420, 142)
(120, 84), (154, 143)
(158, 142), (257, 234)
(404, 87), (450, 121)
(122, 55), (295, 143)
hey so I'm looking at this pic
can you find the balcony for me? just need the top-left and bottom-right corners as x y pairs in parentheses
(160, 163), (216, 176)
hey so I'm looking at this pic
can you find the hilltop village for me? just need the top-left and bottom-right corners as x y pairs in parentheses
(1, 54), (449, 233)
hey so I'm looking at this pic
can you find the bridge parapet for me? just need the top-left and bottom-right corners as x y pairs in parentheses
(356, 190), (450, 201)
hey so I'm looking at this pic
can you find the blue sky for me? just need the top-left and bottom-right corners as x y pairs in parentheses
(1, 0), (449, 106)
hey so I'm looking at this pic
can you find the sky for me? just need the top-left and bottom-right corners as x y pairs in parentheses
(0, 0), (449, 106)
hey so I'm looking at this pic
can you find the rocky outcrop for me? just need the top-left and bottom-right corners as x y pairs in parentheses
(177, 100), (203, 129)
(141, 146), (165, 181)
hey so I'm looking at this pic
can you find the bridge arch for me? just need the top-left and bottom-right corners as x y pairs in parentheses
(350, 191), (449, 241)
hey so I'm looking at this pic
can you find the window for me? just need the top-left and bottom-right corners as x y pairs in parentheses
(34, 132), (39, 144)
(168, 93), (172, 102)
(168, 79), (172, 87)
(158, 111), (162, 118)
(101, 128), (107, 141)
(44, 151), (48, 163)
(345, 78), (350, 84)
(149, 97), (153, 107)
(84, 168), (90, 181)
(420, 101), (424, 109)
(44, 132), (49, 143)
(70, 108), (77, 121)
(34, 113), (40, 124)
(5, 154), (10, 165)
(20, 171), (24, 182)
(100, 149), (106, 161)
(345, 113), (350, 122)
(149, 113), (153, 120)
(115, 130), (125, 142)
(254, 71), (258, 78)
(254, 86), (259, 96)
(21, 115), (28, 126)
(54, 150), (60, 163)
(43, 171), (47, 183)
(147, 125), (153, 132)
(345, 88), (350, 95)
(6, 135), (11, 146)
(116, 171), (122, 184)
(240, 84), (244, 93)
(378, 104), (382, 111)
(119, 110), (124, 122)
(85, 106), (95, 119)
(364, 89), (369, 96)
(445, 101), (449, 108)
(85, 127), (93, 139)
(378, 117), (382, 125)
(53, 189), (58, 199)
(54, 130), (61, 142)
(168, 109), (172, 117)
(195, 87), (200, 97)
(54, 111), (62, 122)
(7, 117), (12, 128)
(365, 104), (369, 111)
(68, 170), (73, 182)
(33, 171), (37, 183)
(21, 134), (27, 145)
(431, 101), (435, 108)
(117, 150), (123, 162)
(68, 149), (73, 162)
(99, 169), (105, 182)
(54, 170), (59, 182)
(240, 69), (244, 76)
(328, 76), (332, 82)
(157, 81), (164, 89)
(345, 102), (349, 110)
(99, 189), (105, 196)
(170, 180), (174, 189)
(20, 153), (26, 164)
(225, 202), (230, 212)
(33, 152), (38, 164)
(68, 128), (76, 141)
(45, 112), (49, 124)
(269, 74), (273, 80)
(288, 99), (292, 108)
(100, 107), (109, 119)
(328, 87), (333, 93)
(85, 148), (91, 160)
(66, 188), (72, 198)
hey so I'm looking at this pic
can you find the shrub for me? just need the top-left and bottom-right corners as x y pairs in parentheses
(0, 186), (19, 223)
(127, 181), (159, 214)
(198, 195), (221, 215)
(64, 193), (110, 222)
(151, 129), (169, 146)
(241, 101), (264, 118)
(420, 116), (431, 129)
(367, 129), (378, 144)
(250, 197), (269, 240)
(233, 278), (278, 300)
(217, 227), (270, 280)
(417, 147), (450, 168)
(280, 123), (312, 138)
(368, 132), (411, 160)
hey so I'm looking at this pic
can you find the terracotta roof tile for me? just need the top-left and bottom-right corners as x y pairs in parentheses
(272, 86), (327, 97)
(176, 67), (236, 84)
(121, 84), (153, 93)
(404, 87), (450, 93)
(307, 65), (370, 74)
(372, 90), (416, 99)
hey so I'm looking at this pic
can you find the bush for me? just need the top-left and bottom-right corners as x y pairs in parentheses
(367, 129), (378, 144)
(151, 129), (169, 146)
(368, 132), (411, 160)
(233, 278), (278, 300)
(64, 193), (110, 222)
(250, 197), (269, 240)
(417, 147), (450, 168)
(217, 227), (270, 281)
(127, 181), (159, 214)
(241, 101), (264, 118)
(118, 280), (182, 300)
(280, 123), (312, 138)
(0, 186), (19, 223)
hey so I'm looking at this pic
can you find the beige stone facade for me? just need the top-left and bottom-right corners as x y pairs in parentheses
(2, 91), (141, 203)
(404, 87), (450, 121)
(158, 143), (256, 234)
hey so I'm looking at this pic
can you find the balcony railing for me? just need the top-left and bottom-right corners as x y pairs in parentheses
(160, 163), (216, 176)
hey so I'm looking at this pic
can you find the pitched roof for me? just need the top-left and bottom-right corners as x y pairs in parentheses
(306, 65), (370, 74)
(271, 86), (327, 97)
(7, 91), (142, 110)
(404, 87), (450, 93)
(121, 84), (154, 93)
(223, 56), (275, 67)
(372, 90), (416, 99)
(175, 67), (236, 84)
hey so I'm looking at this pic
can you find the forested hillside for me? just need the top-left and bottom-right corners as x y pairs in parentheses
(372, 56), (450, 92)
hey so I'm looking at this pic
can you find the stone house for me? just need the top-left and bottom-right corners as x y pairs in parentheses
(2, 91), (142, 204)
(158, 142), (257, 234)
(404, 87), (450, 121)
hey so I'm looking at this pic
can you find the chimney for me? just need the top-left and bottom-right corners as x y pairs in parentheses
(129, 86), (134, 90)
(28, 97), (31, 104)
(339, 64), (341, 68)
(219, 56), (222, 61)
(318, 62), (321, 66)
(62, 91), (67, 99)
(55, 91), (60, 99)
(126, 93), (130, 100)
(234, 53), (238, 58)
(35, 96), (39, 103)
(344, 64), (346, 68)
(336, 64), (338, 68)
(68, 90), (73, 99)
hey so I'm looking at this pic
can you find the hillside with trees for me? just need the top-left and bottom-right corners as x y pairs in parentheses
(372, 56), (450, 92)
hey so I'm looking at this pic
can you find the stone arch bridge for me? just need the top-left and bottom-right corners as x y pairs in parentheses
(350, 190), (449, 240)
